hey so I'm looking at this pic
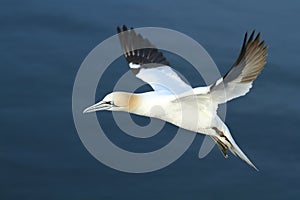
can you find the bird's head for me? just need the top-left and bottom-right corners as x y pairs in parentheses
(83, 92), (139, 113)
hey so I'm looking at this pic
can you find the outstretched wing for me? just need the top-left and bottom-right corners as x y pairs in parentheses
(194, 31), (268, 104)
(117, 25), (192, 95)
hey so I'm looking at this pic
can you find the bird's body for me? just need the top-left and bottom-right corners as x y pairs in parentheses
(84, 25), (268, 170)
(124, 91), (215, 132)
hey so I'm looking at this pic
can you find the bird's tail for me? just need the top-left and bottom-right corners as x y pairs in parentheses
(211, 118), (258, 171)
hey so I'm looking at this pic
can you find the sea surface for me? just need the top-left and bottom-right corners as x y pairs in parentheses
(1, 0), (300, 199)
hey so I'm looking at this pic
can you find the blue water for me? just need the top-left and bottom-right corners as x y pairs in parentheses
(1, 0), (300, 199)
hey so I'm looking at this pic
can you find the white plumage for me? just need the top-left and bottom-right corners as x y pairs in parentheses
(84, 25), (268, 170)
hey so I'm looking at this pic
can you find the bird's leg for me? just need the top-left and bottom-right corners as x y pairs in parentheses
(211, 127), (237, 158)
(211, 135), (229, 158)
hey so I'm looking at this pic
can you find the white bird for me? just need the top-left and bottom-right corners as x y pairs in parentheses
(84, 25), (268, 170)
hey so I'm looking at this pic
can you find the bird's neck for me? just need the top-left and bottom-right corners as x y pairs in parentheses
(127, 92), (171, 120)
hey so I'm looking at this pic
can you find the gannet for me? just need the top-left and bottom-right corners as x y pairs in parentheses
(84, 25), (268, 170)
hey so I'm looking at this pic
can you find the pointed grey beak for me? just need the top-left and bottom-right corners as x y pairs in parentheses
(83, 101), (112, 113)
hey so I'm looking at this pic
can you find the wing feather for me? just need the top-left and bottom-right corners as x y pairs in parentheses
(203, 31), (268, 104)
(117, 25), (192, 95)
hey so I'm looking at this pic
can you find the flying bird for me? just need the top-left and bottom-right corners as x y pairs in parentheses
(84, 25), (268, 170)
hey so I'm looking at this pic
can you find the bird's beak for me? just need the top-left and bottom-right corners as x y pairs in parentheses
(83, 101), (112, 113)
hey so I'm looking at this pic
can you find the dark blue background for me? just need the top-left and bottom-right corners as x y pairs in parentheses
(1, 0), (299, 199)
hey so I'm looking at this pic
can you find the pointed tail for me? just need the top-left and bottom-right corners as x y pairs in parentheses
(229, 138), (259, 171)
(213, 117), (258, 171)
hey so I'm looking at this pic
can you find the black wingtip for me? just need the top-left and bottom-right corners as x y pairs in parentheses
(117, 25), (133, 33)
(254, 32), (261, 42)
(230, 30), (267, 72)
(244, 32), (248, 40)
(248, 30), (255, 42)
(116, 24), (170, 67)
(116, 26), (121, 33)
(242, 32), (248, 48)
(122, 24), (128, 31)
(244, 30), (264, 44)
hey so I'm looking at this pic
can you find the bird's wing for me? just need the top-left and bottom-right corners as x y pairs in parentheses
(194, 31), (268, 104)
(117, 25), (192, 95)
